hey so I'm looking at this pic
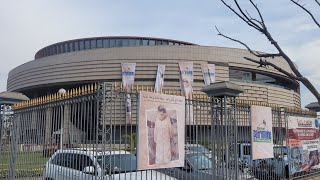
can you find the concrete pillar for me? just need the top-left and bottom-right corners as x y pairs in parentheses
(62, 104), (71, 147)
(44, 108), (53, 143)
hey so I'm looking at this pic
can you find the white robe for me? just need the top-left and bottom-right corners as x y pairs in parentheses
(154, 115), (172, 164)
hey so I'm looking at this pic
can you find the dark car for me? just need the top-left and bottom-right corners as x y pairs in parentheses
(159, 152), (219, 180)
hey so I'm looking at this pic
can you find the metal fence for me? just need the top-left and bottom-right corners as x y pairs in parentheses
(0, 82), (319, 180)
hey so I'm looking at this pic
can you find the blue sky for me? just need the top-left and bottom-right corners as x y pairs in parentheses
(0, 0), (319, 107)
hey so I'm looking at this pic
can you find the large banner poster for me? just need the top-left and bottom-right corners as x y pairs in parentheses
(201, 63), (216, 85)
(154, 64), (165, 93)
(121, 63), (136, 123)
(288, 116), (320, 174)
(179, 62), (194, 125)
(137, 91), (185, 170)
(251, 105), (274, 160)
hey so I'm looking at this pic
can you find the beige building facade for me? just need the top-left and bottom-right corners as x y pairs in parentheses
(7, 36), (300, 108)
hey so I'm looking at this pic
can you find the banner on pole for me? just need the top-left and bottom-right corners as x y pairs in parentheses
(154, 65), (165, 93)
(121, 63), (136, 123)
(178, 62), (194, 125)
(201, 64), (215, 85)
(137, 91), (185, 170)
(251, 105), (274, 160)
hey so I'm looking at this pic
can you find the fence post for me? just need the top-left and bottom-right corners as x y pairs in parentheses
(202, 81), (243, 180)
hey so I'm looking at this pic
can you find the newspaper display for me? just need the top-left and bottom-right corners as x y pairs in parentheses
(137, 91), (185, 170)
(121, 63), (136, 123)
(154, 64), (165, 93)
(178, 62), (194, 125)
(288, 116), (320, 174)
(251, 105), (274, 160)
(201, 63), (216, 85)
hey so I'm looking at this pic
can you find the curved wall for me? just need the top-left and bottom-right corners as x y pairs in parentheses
(7, 45), (301, 108)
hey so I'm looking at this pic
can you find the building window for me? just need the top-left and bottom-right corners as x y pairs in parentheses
(69, 42), (74, 52)
(149, 40), (155, 46)
(129, 39), (136, 46)
(116, 39), (122, 47)
(162, 41), (168, 45)
(97, 39), (102, 48)
(74, 41), (79, 51)
(155, 40), (162, 45)
(85, 40), (90, 49)
(60, 44), (65, 53)
(142, 39), (148, 46)
(79, 41), (84, 50)
(56, 45), (60, 54)
(122, 39), (129, 47)
(110, 39), (116, 48)
(169, 41), (174, 45)
(91, 40), (96, 49)
(64, 43), (69, 52)
(103, 39), (109, 48)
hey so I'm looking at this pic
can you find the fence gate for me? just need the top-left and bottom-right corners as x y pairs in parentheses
(0, 82), (319, 180)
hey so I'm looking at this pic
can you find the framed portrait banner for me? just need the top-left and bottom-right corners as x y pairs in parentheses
(121, 63), (136, 123)
(251, 105), (274, 160)
(287, 116), (320, 174)
(137, 91), (185, 170)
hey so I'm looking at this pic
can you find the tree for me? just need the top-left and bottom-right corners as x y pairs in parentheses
(217, 0), (320, 104)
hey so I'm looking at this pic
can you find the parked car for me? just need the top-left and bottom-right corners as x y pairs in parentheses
(159, 152), (219, 180)
(43, 149), (177, 180)
(185, 144), (212, 159)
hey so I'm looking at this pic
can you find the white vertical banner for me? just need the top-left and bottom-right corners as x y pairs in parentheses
(201, 64), (216, 85)
(179, 62), (194, 125)
(251, 105), (274, 160)
(154, 64), (165, 93)
(121, 63), (136, 123)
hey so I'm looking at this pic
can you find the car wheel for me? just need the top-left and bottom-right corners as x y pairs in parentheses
(45, 178), (54, 180)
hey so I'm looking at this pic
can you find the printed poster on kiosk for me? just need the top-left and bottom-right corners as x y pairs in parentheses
(288, 116), (320, 174)
(137, 91), (185, 170)
(251, 105), (274, 160)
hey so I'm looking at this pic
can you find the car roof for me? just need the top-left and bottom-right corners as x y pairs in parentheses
(54, 149), (131, 157)
(185, 144), (206, 147)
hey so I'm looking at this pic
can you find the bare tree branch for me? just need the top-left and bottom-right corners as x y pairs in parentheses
(244, 57), (320, 102)
(216, 26), (281, 58)
(290, 0), (320, 28)
(218, 0), (320, 103)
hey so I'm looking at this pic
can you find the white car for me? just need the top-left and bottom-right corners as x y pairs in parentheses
(44, 149), (176, 180)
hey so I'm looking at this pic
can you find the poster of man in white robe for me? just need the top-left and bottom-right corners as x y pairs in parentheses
(179, 62), (194, 125)
(121, 63), (136, 123)
(154, 64), (165, 93)
(137, 91), (185, 170)
(201, 63), (216, 85)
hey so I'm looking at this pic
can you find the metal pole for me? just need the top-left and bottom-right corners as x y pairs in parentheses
(224, 96), (229, 180)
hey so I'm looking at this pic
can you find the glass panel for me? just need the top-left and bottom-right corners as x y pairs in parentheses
(103, 39), (109, 48)
(169, 41), (174, 45)
(56, 45), (60, 54)
(155, 40), (162, 45)
(51, 46), (56, 55)
(69, 42), (74, 52)
(129, 39), (136, 46)
(116, 39), (122, 47)
(136, 39), (141, 46)
(255, 73), (276, 83)
(97, 39), (102, 48)
(91, 40), (96, 49)
(79, 41), (84, 50)
(174, 42), (180, 45)
(85, 40), (90, 49)
(122, 39), (129, 46)
(162, 41), (168, 45)
(64, 43), (69, 52)
(60, 44), (65, 53)
(110, 39), (116, 48)
(142, 39), (148, 46)
(229, 69), (252, 81)
(149, 40), (155, 46)
(74, 41), (79, 51)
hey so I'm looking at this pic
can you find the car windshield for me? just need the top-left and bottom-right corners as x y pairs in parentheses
(187, 146), (210, 154)
(187, 153), (212, 170)
(96, 154), (137, 173)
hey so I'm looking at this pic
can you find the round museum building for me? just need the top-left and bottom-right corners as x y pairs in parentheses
(7, 36), (300, 108)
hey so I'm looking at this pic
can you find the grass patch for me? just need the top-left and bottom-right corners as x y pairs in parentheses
(0, 152), (48, 178)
